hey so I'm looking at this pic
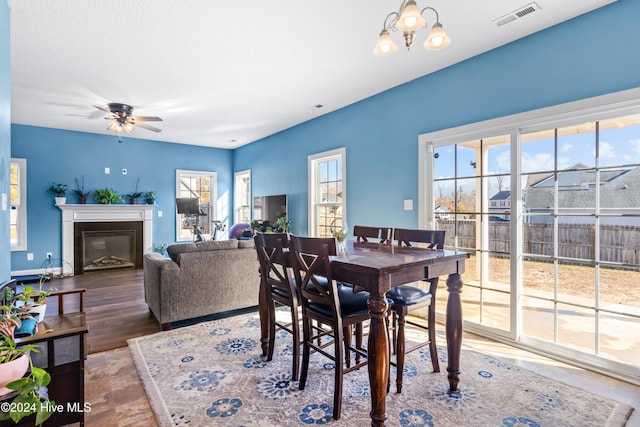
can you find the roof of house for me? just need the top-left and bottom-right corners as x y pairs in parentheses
(490, 191), (511, 201)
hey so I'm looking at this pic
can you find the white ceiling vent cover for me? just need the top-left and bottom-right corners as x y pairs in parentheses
(494, 2), (541, 27)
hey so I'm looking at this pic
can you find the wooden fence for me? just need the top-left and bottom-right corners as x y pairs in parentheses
(437, 219), (640, 265)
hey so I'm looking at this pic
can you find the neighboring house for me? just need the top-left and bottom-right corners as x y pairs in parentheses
(434, 205), (450, 219)
(523, 164), (640, 225)
(489, 190), (511, 220)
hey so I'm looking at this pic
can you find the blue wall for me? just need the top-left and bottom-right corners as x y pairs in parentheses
(8, 0), (640, 273)
(234, 0), (640, 235)
(0, 1), (10, 280)
(10, 125), (232, 272)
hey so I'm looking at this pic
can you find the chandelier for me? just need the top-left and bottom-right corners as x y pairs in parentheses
(373, 0), (451, 56)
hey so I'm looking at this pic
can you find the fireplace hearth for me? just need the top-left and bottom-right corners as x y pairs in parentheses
(74, 221), (143, 275)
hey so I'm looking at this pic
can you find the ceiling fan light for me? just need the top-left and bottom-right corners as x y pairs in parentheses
(373, 30), (398, 56)
(123, 123), (134, 133)
(395, 1), (426, 32)
(424, 22), (451, 50)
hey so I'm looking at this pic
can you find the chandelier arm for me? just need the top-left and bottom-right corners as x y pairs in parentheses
(382, 11), (400, 32)
(420, 6), (439, 25)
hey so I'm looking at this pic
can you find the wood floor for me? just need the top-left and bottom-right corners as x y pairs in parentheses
(48, 268), (161, 354)
(44, 268), (639, 426)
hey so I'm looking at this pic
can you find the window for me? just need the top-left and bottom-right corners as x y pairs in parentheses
(308, 148), (346, 237)
(176, 170), (217, 241)
(234, 170), (251, 224)
(419, 87), (640, 384)
(10, 158), (27, 251)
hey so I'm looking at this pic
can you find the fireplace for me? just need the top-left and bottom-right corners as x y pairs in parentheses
(58, 204), (155, 276)
(75, 222), (142, 274)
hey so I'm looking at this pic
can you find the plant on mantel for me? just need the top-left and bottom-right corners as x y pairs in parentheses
(72, 176), (91, 204)
(125, 177), (142, 204)
(93, 188), (122, 204)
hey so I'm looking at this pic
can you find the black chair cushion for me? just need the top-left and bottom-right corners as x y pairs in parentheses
(387, 285), (432, 306)
(308, 284), (370, 317)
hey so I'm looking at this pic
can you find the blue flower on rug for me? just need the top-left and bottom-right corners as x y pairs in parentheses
(422, 346), (446, 364)
(166, 338), (184, 348)
(215, 337), (257, 355)
(502, 416), (541, 426)
(206, 398), (243, 419)
(478, 370), (493, 378)
(244, 318), (261, 328)
(181, 355), (194, 363)
(352, 381), (371, 397)
(398, 409), (434, 427)
(170, 412), (192, 425)
(537, 390), (564, 410)
(323, 362), (335, 370)
(300, 403), (332, 425)
(257, 372), (298, 399)
(179, 370), (226, 392)
(243, 356), (267, 369)
(433, 387), (478, 411)
(209, 327), (231, 336)
(276, 329), (288, 339)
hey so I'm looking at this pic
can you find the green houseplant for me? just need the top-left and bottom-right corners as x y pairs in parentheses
(94, 188), (121, 204)
(47, 183), (67, 205)
(125, 177), (142, 204)
(143, 191), (156, 205)
(0, 288), (55, 425)
(72, 176), (91, 204)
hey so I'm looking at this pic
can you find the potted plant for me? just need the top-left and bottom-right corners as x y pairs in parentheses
(14, 277), (58, 324)
(94, 188), (121, 204)
(125, 177), (142, 204)
(273, 216), (292, 233)
(0, 290), (55, 425)
(47, 183), (67, 205)
(72, 176), (91, 204)
(143, 191), (156, 205)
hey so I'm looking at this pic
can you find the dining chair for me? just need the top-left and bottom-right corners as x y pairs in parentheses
(254, 232), (302, 381)
(289, 234), (370, 420)
(386, 228), (445, 393)
(353, 225), (392, 245)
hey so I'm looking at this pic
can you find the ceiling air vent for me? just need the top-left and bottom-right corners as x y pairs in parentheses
(493, 2), (541, 28)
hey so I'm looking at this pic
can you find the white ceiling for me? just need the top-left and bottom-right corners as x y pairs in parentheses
(8, 0), (616, 149)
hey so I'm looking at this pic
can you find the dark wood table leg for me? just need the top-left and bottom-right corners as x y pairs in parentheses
(367, 292), (390, 427)
(445, 272), (463, 393)
(258, 283), (269, 358)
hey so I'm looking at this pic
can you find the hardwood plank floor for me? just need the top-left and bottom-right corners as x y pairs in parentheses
(47, 268), (161, 353)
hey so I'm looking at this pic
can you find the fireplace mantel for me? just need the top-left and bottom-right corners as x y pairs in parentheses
(58, 204), (155, 276)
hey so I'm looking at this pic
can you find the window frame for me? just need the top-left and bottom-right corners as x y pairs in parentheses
(308, 148), (346, 238)
(234, 170), (251, 224)
(175, 169), (217, 242)
(10, 158), (27, 251)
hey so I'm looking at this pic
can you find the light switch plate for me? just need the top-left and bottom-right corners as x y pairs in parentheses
(1, 193), (6, 211)
(404, 199), (414, 211)
(105, 167), (110, 174)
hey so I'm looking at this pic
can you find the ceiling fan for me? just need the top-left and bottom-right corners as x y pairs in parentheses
(94, 103), (163, 134)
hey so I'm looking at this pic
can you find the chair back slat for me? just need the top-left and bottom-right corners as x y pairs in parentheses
(254, 232), (294, 296)
(394, 228), (445, 249)
(353, 225), (392, 245)
(289, 235), (341, 316)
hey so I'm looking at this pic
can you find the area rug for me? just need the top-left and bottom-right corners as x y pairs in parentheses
(128, 311), (634, 426)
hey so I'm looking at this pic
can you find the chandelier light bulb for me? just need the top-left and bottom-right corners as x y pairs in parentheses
(373, 30), (398, 56)
(424, 22), (450, 50)
(395, 1), (426, 32)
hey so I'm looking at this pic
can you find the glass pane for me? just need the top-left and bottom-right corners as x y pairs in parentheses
(487, 216), (510, 253)
(481, 288), (510, 330)
(434, 178), (455, 219)
(434, 145), (454, 179)
(455, 177), (478, 214)
(599, 113), (640, 167)
(460, 283), (480, 323)
(557, 263), (595, 302)
(523, 222), (554, 257)
(557, 303), (595, 353)
(557, 219), (595, 261)
(599, 264), (640, 307)
(521, 129), (555, 174)
(456, 219), (475, 251)
(318, 205), (342, 238)
(456, 144), (477, 178)
(599, 313), (640, 365)
(522, 296), (554, 343)
(486, 137), (511, 175)
(488, 254), (510, 285)
(523, 171), (556, 211)
(557, 121), (596, 169)
(486, 175), (510, 215)
(522, 257), (554, 296)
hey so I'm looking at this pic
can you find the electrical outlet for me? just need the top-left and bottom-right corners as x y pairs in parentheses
(47, 252), (53, 259)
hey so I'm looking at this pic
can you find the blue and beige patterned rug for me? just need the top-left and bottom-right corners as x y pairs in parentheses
(128, 311), (633, 426)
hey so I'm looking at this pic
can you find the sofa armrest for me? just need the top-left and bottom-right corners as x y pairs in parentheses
(143, 253), (180, 323)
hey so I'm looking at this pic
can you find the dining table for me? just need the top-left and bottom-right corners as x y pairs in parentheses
(258, 240), (469, 427)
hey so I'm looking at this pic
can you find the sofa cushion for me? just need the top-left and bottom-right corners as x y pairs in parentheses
(238, 239), (255, 249)
(167, 239), (239, 263)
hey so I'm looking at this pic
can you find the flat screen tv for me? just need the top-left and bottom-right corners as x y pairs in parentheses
(253, 194), (287, 226)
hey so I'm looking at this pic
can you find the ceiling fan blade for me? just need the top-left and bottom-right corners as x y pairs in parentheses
(93, 105), (111, 114)
(133, 115), (163, 122)
(135, 122), (162, 132)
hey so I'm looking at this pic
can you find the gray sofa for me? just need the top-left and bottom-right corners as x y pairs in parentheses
(143, 239), (260, 330)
